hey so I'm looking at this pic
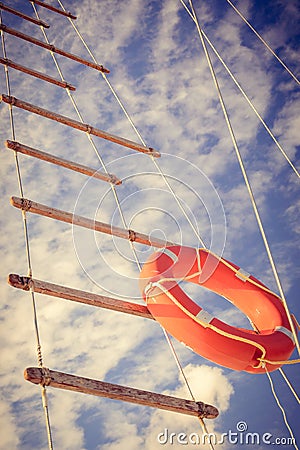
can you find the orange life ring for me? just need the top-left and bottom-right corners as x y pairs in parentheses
(139, 245), (297, 373)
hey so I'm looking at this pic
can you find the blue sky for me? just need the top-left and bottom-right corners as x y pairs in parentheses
(0, 0), (299, 449)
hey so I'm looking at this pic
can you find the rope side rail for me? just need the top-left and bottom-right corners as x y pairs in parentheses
(0, 95), (160, 157)
(5, 140), (121, 185)
(8, 273), (153, 320)
(24, 367), (219, 419)
(0, 25), (109, 73)
(0, 57), (76, 91)
(1, 11), (54, 448)
(0, 2), (50, 28)
(10, 196), (174, 248)
(29, 0), (77, 20)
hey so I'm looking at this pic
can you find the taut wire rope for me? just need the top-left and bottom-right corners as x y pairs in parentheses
(162, 329), (216, 450)
(278, 368), (300, 404)
(0, 9), (53, 450)
(179, 0), (299, 179)
(179, 0), (300, 354)
(225, 0), (300, 85)
(186, 0), (300, 357)
(185, 0), (299, 444)
(265, 368), (298, 450)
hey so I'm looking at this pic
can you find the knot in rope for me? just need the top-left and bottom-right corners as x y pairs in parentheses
(21, 198), (32, 211)
(128, 229), (136, 242)
(41, 367), (52, 387)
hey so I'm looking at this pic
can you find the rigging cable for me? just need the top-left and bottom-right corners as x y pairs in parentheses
(0, 9), (53, 450)
(185, 0), (299, 445)
(278, 368), (300, 404)
(265, 368), (298, 450)
(186, 0), (300, 357)
(162, 329), (216, 450)
(179, 0), (299, 179)
(225, 0), (300, 85)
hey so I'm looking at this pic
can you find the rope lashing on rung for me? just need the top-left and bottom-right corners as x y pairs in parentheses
(41, 367), (52, 387)
(128, 229), (137, 242)
(20, 198), (33, 212)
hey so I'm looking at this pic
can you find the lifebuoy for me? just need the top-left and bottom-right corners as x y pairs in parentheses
(139, 246), (297, 373)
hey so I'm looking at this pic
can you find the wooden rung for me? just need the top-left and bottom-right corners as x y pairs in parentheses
(1, 95), (160, 157)
(8, 274), (153, 320)
(29, 0), (77, 20)
(0, 57), (76, 91)
(0, 2), (50, 27)
(24, 367), (219, 419)
(10, 196), (174, 248)
(0, 25), (109, 73)
(5, 140), (121, 185)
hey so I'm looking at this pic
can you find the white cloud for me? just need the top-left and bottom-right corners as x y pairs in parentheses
(0, 394), (20, 448)
(170, 363), (234, 411)
(88, 361), (234, 450)
(139, 363), (234, 450)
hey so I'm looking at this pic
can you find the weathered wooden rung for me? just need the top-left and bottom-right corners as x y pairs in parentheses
(5, 140), (121, 185)
(24, 367), (219, 419)
(8, 273), (153, 320)
(0, 25), (109, 73)
(0, 57), (76, 91)
(1, 94), (160, 157)
(0, 2), (50, 28)
(10, 196), (174, 248)
(29, 0), (77, 20)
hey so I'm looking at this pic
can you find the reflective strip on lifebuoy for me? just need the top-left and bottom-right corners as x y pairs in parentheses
(139, 246), (297, 373)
